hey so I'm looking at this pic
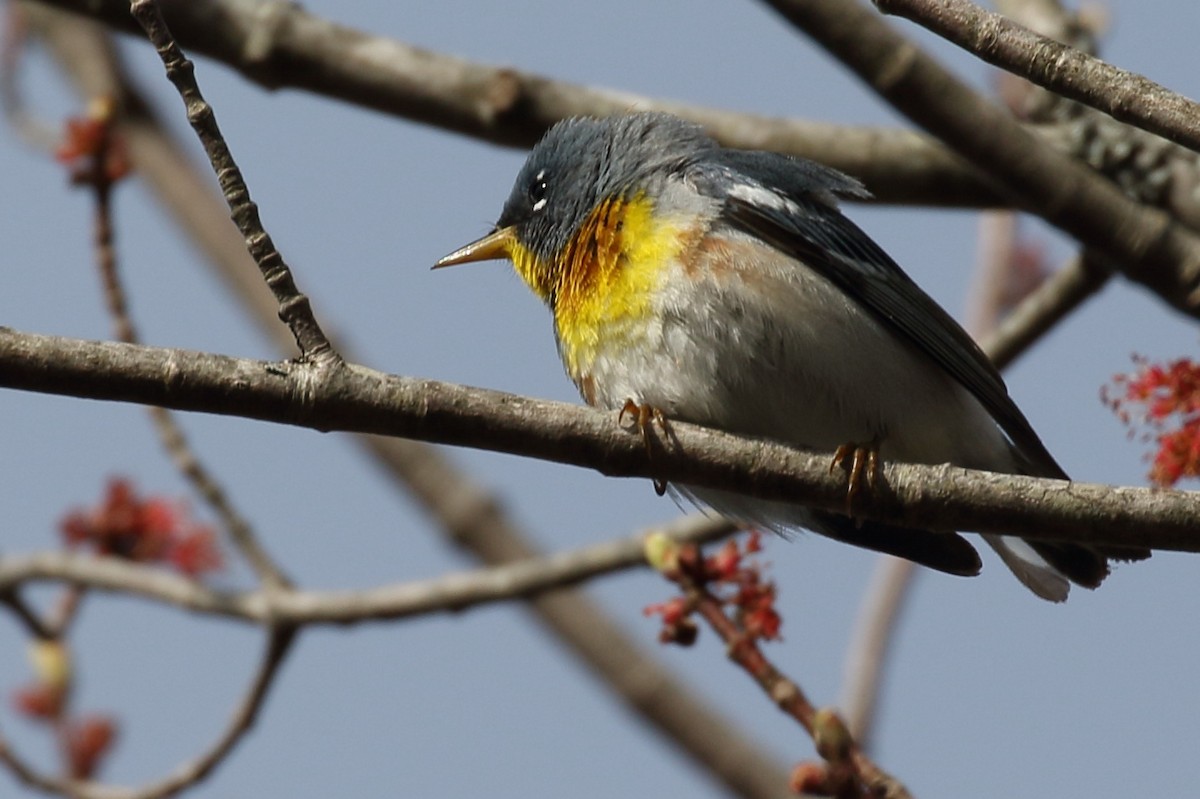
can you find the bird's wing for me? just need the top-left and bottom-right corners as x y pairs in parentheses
(692, 152), (1065, 477)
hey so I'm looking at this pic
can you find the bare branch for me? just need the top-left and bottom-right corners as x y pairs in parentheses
(0, 328), (1196, 551)
(0, 589), (53, 639)
(839, 557), (916, 748)
(25, 0), (1021, 208)
(978, 252), (1111, 369)
(0, 626), (296, 799)
(115, 625), (296, 799)
(874, 0), (1200, 157)
(127, 0), (336, 364)
(759, 0), (1200, 318)
(0, 516), (735, 625)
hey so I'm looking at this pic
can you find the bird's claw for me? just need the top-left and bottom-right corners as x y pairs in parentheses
(620, 400), (672, 496)
(829, 441), (881, 516)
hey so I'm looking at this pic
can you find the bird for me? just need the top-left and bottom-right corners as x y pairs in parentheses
(434, 111), (1148, 601)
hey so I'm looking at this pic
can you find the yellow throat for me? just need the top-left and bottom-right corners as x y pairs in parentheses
(508, 194), (688, 378)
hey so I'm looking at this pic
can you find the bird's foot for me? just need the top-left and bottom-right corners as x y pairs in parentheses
(829, 440), (881, 516)
(619, 399), (673, 496)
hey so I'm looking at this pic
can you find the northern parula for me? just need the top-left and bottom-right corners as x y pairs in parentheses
(435, 112), (1148, 601)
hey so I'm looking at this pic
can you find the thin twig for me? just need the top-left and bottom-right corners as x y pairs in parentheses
(0, 516), (735, 625)
(0, 729), (63, 796)
(119, 624), (297, 799)
(78, 102), (289, 589)
(126, 0), (336, 364)
(874, 0), (1200, 157)
(839, 557), (915, 747)
(664, 550), (913, 799)
(0, 589), (53, 639)
(979, 253), (1111, 369)
(0, 3), (59, 148)
(0, 625), (297, 799)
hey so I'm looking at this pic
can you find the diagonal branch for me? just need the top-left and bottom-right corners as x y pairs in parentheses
(874, 0), (1200, 157)
(0, 625), (296, 799)
(0, 327), (1196, 551)
(841, 246), (1111, 747)
(127, 0), (335, 365)
(760, 0), (1200, 318)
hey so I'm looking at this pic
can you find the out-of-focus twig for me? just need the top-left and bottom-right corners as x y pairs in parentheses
(0, 625), (297, 799)
(979, 253), (1111, 368)
(0, 590), (53, 640)
(840, 216), (1112, 747)
(0, 4), (58, 147)
(0, 515), (737, 625)
(838, 556), (915, 748)
(70, 93), (289, 590)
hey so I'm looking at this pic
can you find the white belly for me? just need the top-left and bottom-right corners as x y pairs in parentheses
(577, 250), (1016, 473)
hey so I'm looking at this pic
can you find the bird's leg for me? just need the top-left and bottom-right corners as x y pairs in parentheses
(619, 399), (672, 496)
(829, 439), (882, 516)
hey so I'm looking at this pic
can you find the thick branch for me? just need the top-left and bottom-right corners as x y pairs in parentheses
(24, 0), (1013, 208)
(761, 0), (1200, 317)
(0, 327), (1196, 551)
(875, 0), (1200, 156)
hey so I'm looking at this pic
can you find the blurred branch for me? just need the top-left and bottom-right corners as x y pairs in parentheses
(67, 93), (289, 590)
(760, 0), (1200, 318)
(0, 590), (53, 640)
(875, 0), (1200, 156)
(1, 4), (59, 147)
(1, 327), (1197, 551)
(0, 516), (735, 625)
(838, 212), (1111, 748)
(23, 0), (1022, 208)
(839, 557), (915, 747)
(978, 252), (1110, 367)
(0, 625), (296, 799)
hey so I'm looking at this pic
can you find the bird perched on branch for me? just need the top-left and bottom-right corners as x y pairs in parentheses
(436, 111), (1148, 601)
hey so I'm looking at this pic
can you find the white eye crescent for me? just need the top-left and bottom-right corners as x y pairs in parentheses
(530, 168), (549, 212)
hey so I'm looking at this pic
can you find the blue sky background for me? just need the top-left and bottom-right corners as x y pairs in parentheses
(1, 1), (1197, 797)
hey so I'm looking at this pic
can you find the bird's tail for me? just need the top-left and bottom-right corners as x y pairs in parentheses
(984, 534), (1151, 602)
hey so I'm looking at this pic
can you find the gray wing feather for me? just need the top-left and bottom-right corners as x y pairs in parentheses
(692, 152), (1066, 478)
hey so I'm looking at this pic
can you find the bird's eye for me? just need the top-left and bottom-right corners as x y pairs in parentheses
(530, 170), (549, 211)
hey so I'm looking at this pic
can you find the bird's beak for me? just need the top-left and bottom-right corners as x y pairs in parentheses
(433, 226), (516, 269)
